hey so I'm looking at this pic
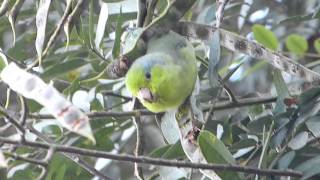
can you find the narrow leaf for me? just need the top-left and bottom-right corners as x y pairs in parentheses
(112, 7), (124, 58)
(273, 70), (290, 114)
(288, 131), (308, 150)
(161, 110), (180, 144)
(208, 30), (221, 88)
(0, 50), (8, 71)
(95, 2), (109, 49)
(35, 0), (52, 65)
(198, 130), (242, 180)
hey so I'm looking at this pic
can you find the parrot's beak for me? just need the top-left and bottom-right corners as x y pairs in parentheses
(137, 88), (154, 103)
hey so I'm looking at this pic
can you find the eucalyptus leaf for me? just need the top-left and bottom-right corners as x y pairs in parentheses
(208, 30), (221, 88)
(285, 34), (308, 55)
(278, 151), (295, 170)
(160, 110), (180, 144)
(95, 3), (109, 49)
(306, 116), (320, 137)
(295, 156), (320, 180)
(288, 131), (308, 150)
(35, 0), (52, 64)
(273, 70), (289, 114)
(112, 7), (124, 58)
(252, 24), (279, 50)
(198, 130), (242, 180)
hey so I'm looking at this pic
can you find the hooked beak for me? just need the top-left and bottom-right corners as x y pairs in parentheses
(137, 88), (155, 103)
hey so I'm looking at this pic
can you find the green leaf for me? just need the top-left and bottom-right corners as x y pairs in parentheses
(55, 164), (67, 180)
(63, 78), (81, 96)
(208, 30), (221, 88)
(90, 98), (104, 111)
(26, 99), (43, 113)
(88, 0), (94, 47)
(306, 116), (320, 137)
(247, 115), (273, 134)
(160, 111), (180, 144)
(295, 156), (320, 180)
(92, 128), (114, 151)
(0, 56), (6, 72)
(112, 7), (124, 58)
(273, 70), (290, 114)
(41, 59), (87, 79)
(285, 34), (308, 55)
(252, 24), (279, 50)
(161, 141), (185, 159)
(278, 151), (295, 170)
(314, 38), (320, 54)
(298, 87), (320, 105)
(230, 139), (257, 152)
(149, 145), (172, 158)
(154, 142), (187, 180)
(288, 131), (308, 150)
(198, 130), (242, 180)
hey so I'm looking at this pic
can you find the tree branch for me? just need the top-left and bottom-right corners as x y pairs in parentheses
(30, 96), (278, 119)
(0, 137), (302, 177)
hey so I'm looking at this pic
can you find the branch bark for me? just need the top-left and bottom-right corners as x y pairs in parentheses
(0, 137), (302, 178)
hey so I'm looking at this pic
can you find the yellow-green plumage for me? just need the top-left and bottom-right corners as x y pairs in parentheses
(125, 31), (197, 113)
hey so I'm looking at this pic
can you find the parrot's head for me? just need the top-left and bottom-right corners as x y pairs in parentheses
(125, 53), (177, 113)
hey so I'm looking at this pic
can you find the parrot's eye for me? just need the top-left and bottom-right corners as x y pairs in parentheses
(145, 72), (151, 80)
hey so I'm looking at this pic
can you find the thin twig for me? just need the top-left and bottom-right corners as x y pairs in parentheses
(18, 95), (28, 126)
(4, 152), (47, 167)
(36, 147), (55, 180)
(30, 96), (278, 119)
(133, 110), (144, 180)
(0, 107), (25, 134)
(0, 137), (303, 177)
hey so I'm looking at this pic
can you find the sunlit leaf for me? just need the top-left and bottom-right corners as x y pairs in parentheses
(285, 34), (308, 56)
(95, 3), (109, 49)
(252, 24), (279, 50)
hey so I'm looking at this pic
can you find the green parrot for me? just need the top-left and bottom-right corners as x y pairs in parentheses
(125, 31), (197, 113)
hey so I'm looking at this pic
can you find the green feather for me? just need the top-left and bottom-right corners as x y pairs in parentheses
(125, 31), (197, 112)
